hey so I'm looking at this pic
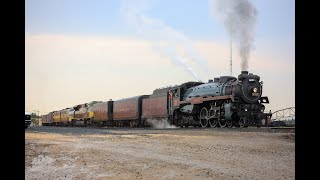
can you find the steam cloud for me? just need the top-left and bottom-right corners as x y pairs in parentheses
(211, 0), (257, 71)
(146, 118), (178, 129)
(121, 0), (208, 80)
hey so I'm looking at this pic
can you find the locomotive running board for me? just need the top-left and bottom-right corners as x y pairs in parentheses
(175, 95), (234, 106)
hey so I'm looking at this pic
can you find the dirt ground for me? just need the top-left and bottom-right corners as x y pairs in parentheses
(25, 126), (295, 180)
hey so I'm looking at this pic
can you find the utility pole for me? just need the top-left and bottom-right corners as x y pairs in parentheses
(230, 34), (232, 76)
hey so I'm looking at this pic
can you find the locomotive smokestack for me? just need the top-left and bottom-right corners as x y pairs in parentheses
(241, 71), (248, 74)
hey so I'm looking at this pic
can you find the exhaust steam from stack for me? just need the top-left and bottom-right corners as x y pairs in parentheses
(210, 0), (258, 71)
(121, 0), (208, 81)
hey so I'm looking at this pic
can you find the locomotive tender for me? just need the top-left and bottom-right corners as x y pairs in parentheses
(42, 71), (269, 128)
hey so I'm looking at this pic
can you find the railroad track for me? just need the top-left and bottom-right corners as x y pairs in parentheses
(270, 127), (295, 129)
(28, 126), (295, 134)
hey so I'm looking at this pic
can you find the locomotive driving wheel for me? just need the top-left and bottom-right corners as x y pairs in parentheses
(209, 118), (218, 127)
(208, 106), (218, 127)
(239, 117), (246, 128)
(219, 118), (227, 128)
(218, 110), (226, 128)
(199, 107), (208, 127)
(226, 120), (233, 128)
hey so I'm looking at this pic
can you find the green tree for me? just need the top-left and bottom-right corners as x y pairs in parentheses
(31, 112), (37, 124)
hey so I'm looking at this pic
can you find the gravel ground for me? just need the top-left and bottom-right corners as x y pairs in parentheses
(25, 126), (295, 180)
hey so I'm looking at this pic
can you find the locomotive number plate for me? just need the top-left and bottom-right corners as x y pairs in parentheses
(252, 92), (259, 96)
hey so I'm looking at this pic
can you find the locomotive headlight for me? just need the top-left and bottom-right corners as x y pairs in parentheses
(253, 88), (258, 93)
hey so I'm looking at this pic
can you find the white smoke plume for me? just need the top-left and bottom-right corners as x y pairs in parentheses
(210, 0), (258, 71)
(121, 0), (208, 81)
(146, 118), (178, 129)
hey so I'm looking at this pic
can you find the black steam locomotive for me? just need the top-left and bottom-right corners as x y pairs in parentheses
(42, 71), (270, 128)
(167, 70), (269, 128)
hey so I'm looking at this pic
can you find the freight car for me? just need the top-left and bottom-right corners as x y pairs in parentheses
(41, 112), (54, 126)
(42, 71), (270, 128)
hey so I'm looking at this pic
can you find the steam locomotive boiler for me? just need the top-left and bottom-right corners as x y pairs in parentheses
(167, 71), (269, 128)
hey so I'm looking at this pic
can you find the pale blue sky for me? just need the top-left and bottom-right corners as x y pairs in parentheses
(26, 0), (294, 40)
(25, 0), (295, 114)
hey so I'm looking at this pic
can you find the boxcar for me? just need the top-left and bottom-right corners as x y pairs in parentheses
(41, 112), (54, 126)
